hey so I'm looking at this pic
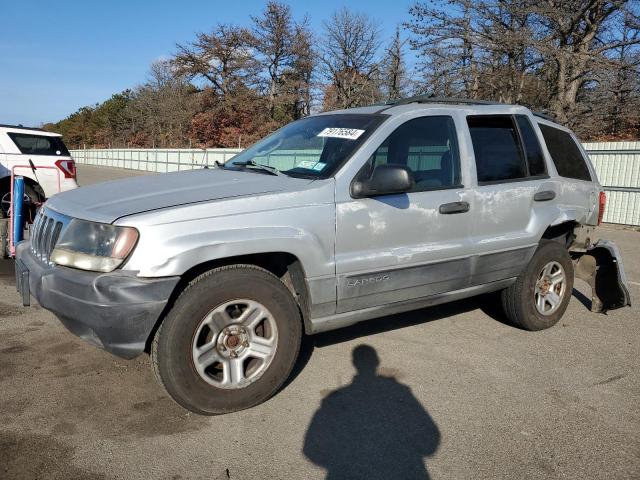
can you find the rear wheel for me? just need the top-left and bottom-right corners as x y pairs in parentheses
(1, 184), (44, 219)
(151, 265), (302, 415)
(501, 240), (574, 330)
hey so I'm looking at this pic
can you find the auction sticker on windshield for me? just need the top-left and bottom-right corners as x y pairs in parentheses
(317, 128), (365, 140)
(296, 160), (328, 171)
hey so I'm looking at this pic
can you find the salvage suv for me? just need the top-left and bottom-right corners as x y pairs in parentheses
(15, 97), (631, 415)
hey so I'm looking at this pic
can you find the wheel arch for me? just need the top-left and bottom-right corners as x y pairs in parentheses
(0, 174), (45, 217)
(145, 251), (312, 353)
(539, 220), (579, 248)
(0, 171), (43, 194)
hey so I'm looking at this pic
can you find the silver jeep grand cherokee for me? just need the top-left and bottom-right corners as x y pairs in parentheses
(15, 97), (631, 415)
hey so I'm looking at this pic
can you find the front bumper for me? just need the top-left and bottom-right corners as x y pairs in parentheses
(15, 241), (179, 359)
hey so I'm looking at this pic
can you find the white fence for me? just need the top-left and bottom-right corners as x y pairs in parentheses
(583, 141), (640, 226)
(70, 142), (640, 226)
(70, 148), (243, 172)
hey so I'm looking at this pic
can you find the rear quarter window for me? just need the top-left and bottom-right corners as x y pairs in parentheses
(515, 115), (546, 176)
(538, 124), (591, 181)
(7, 133), (70, 156)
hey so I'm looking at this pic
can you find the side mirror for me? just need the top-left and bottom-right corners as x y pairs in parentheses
(351, 164), (414, 198)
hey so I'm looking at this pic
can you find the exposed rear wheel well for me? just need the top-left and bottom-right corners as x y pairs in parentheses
(541, 221), (578, 248)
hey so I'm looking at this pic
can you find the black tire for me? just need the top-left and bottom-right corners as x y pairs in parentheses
(501, 240), (574, 331)
(1, 183), (44, 220)
(151, 265), (303, 415)
(0, 219), (8, 259)
(23, 184), (45, 223)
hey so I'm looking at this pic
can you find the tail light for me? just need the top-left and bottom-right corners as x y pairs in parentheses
(55, 159), (77, 179)
(598, 191), (606, 225)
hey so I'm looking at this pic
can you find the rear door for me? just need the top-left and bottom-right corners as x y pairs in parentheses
(537, 123), (599, 226)
(467, 114), (552, 285)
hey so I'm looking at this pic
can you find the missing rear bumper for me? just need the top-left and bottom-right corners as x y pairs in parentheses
(572, 240), (632, 313)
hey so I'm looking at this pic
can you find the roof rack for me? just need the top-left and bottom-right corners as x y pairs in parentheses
(532, 111), (556, 122)
(385, 95), (505, 107)
(0, 123), (46, 132)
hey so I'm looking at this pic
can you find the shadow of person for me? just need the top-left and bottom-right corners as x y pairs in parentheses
(303, 345), (440, 480)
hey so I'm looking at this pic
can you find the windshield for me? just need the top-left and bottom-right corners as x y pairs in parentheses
(226, 114), (386, 178)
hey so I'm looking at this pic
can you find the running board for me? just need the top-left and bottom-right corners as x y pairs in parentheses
(309, 278), (515, 334)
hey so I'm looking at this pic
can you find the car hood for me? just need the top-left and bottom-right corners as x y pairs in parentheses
(46, 168), (313, 224)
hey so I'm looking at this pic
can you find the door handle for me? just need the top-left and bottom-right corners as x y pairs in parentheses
(534, 190), (556, 202)
(439, 201), (470, 214)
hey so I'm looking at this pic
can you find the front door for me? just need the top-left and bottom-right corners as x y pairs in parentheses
(335, 115), (473, 313)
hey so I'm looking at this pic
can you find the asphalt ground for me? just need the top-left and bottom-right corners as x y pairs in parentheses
(1, 165), (638, 479)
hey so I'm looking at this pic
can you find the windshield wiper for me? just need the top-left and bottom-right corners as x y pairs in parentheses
(232, 160), (283, 176)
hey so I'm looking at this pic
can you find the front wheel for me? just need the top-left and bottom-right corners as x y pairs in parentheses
(151, 265), (302, 415)
(500, 240), (574, 331)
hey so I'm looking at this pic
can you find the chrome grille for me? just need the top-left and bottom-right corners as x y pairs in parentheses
(30, 208), (70, 265)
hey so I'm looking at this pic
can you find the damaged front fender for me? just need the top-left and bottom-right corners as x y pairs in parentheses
(573, 240), (632, 313)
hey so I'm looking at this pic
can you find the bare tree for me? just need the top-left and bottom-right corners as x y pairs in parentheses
(251, 1), (296, 117)
(406, 0), (482, 98)
(286, 20), (316, 118)
(47, 2), (640, 146)
(407, 0), (541, 103)
(173, 24), (257, 97)
(534, 0), (640, 125)
(407, 0), (640, 136)
(128, 60), (197, 147)
(321, 8), (383, 109)
(582, 9), (640, 138)
(381, 26), (408, 101)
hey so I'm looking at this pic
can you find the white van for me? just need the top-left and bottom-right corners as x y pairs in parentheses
(0, 124), (78, 218)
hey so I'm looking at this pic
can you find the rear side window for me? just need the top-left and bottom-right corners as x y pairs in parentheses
(467, 116), (527, 183)
(538, 124), (591, 181)
(7, 133), (70, 156)
(515, 115), (546, 176)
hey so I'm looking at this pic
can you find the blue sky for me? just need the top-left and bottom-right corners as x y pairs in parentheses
(0, 0), (415, 127)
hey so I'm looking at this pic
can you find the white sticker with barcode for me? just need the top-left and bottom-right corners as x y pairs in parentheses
(317, 127), (365, 140)
(297, 160), (317, 169)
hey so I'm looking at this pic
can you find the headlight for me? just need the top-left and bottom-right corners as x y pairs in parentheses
(50, 219), (139, 273)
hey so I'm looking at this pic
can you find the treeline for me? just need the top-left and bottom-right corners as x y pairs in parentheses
(45, 1), (640, 148)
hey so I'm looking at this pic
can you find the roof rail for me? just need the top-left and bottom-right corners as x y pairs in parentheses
(0, 123), (46, 132)
(385, 95), (505, 107)
(532, 111), (556, 122)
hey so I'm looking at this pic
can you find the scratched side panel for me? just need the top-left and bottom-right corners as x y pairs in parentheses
(470, 246), (536, 286)
(334, 246), (535, 314)
(336, 257), (472, 313)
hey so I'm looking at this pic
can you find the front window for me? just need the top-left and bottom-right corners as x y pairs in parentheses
(226, 114), (386, 178)
(357, 115), (462, 192)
